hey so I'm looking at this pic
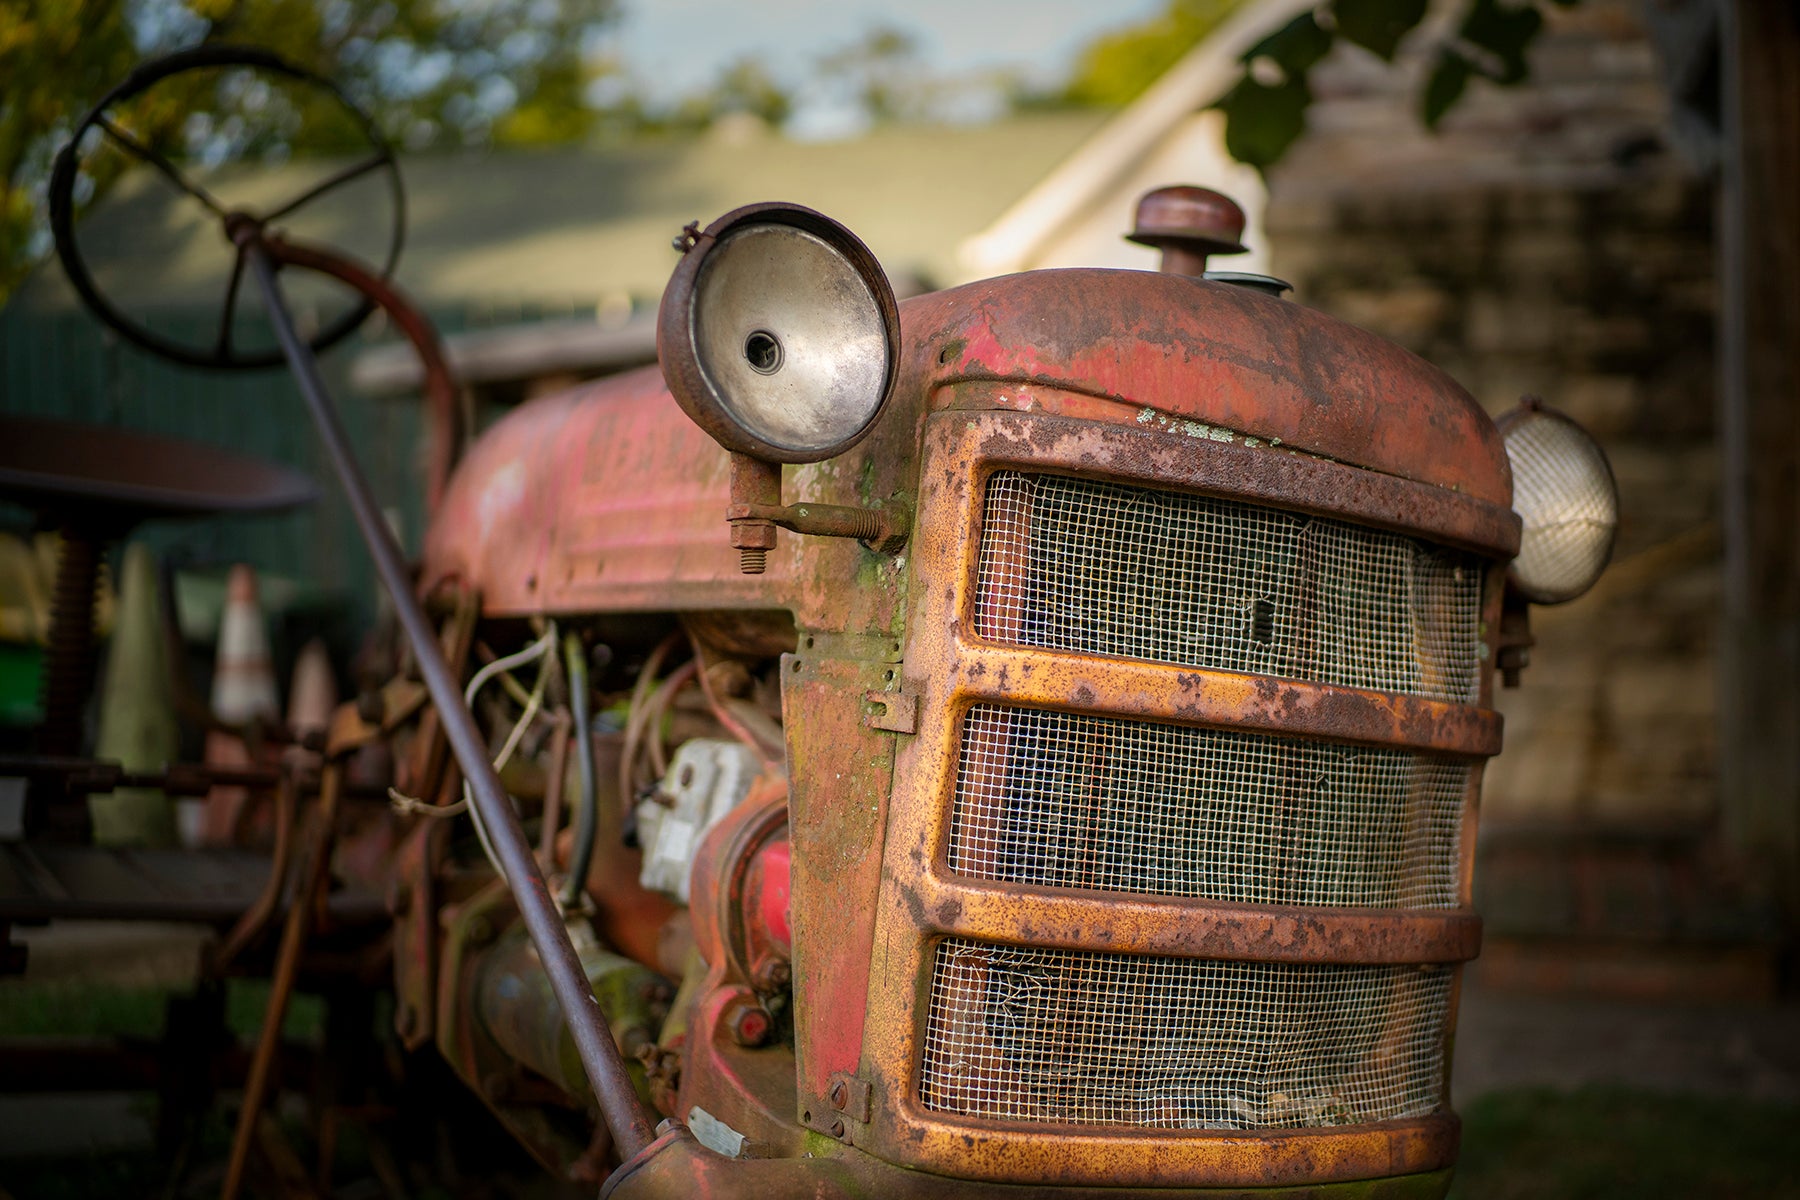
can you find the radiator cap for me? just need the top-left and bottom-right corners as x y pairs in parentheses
(1127, 185), (1248, 276)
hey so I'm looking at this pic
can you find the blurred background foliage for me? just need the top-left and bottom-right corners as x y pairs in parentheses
(0, 0), (1574, 301)
(1053, 0), (1243, 108)
(2, 0), (624, 299)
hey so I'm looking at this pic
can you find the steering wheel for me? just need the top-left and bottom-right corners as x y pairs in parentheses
(48, 44), (405, 370)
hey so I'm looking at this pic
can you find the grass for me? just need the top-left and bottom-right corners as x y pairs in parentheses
(0, 978), (324, 1041)
(7, 1086), (1795, 1196)
(1, 986), (1795, 1200)
(1451, 1086), (1800, 1199)
(0, 1105), (224, 1200)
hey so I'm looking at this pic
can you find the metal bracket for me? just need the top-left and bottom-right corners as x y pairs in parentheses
(828, 1071), (872, 1123)
(863, 690), (917, 734)
(1498, 589), (1535, 688)
(727, 454), (909, 574)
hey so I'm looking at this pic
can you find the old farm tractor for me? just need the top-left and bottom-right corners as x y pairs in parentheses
(1, 47), (1618, 1199)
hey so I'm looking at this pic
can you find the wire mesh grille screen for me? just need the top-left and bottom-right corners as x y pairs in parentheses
(974, 472), (1486, 703)
(949, 705), (1470, 908)
(920, 939), (1451, 1129)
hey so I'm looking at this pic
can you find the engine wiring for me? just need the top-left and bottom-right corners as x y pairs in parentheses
(391, 620), (783, 902)
(560, 632), (600, 910)
(686, 628), (783, 768)
(619, 631), (683, 818)
(641, 660), (697, 781)
(457, 624), (557, 884)
(614, 628), (784, 829)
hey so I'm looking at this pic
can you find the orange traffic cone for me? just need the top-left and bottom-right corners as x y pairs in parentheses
(196, 565), (279, 846)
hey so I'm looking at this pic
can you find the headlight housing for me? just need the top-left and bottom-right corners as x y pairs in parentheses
(658, 203), (900, 464)
(1498, 399), (1619, 604)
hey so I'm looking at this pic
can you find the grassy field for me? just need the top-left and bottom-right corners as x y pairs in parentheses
(1451, 1086), (1799, 1199)
(1, 981), (1795, 1196)
(3, 1079), (1793, 1196)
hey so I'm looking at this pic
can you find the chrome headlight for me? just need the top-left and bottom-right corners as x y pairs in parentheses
(1499, 399), (1619, 604)
(658, 203), (900, 464)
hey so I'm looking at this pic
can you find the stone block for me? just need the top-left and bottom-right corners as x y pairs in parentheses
(1589, 753), (1716, 823)
(1327, 285), (1453, 341)
(1465, 290), (1563, 354)
(1467, 362), (1565, 413)
(1602, 656), (1716, 723)
(1567, 313), (1656, 357)
(1500, 230), (1594, 279)
(1513, 617), (1611, 689)
(1485, 723), (1596, 821)
(1557, 374), (1642, 436)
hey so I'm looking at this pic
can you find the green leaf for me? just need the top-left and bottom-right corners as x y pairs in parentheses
(1333, 0), (1430, 61)
(1460, 0), (1545, 84)
(1216, 74), (1313, 168)
(1241, 11), (1335, 75)
(1422, 47), (1473, 127)
(1219, 12), (1329, 169)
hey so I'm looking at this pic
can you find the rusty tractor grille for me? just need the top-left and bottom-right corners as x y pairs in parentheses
(920, 939), (1450, 1130)
(949, 705), (1469, 908)
(974, 472), (1485, 704)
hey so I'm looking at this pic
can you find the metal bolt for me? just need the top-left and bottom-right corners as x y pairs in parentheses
(731, 518), (777, 575)
(753, 958), (791, 992)
(729, 1003), (772, 1047)
(828, 1118), (846, 1139)
(828, 1079), (849, 1110)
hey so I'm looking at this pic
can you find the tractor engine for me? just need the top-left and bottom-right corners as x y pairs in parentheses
(406, 189), (1616, 1196)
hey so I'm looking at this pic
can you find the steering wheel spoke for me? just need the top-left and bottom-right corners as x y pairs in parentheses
(95, 114), (229, 218)
(263, 152), (393, 223)
(216, 244), (248, 358)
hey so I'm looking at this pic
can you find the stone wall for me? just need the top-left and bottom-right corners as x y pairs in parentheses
(1262, 1), (1774, 988)
(1273, 179), (1718, 827)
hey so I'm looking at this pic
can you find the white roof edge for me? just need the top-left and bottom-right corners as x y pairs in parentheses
(957, 0), (1314, 279)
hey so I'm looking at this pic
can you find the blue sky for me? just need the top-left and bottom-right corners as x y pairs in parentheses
(606, 0), (1169, 137)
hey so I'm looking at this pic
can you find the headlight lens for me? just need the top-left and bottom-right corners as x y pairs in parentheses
(1499, 400), (1619, 604)
(693, 222), (890, 457)
(658, 203), (899, 464)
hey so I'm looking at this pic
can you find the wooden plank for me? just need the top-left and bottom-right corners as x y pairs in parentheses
(0, 846), (383, 925)
(1719, 0), (1800, 917)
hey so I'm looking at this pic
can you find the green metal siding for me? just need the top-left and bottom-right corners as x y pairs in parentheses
(1, 306), (426, 624)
